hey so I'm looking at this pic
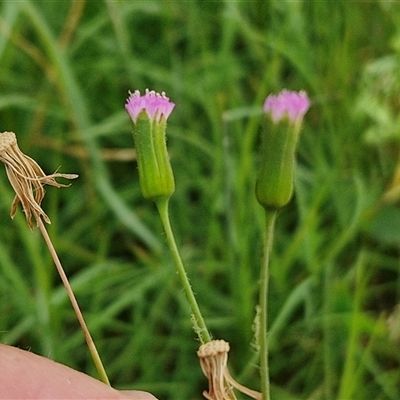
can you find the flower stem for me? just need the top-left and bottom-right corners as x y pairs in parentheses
(259, 210), (277, 400)
(156, 198), (211, 344)
(36, 217), (110, 386)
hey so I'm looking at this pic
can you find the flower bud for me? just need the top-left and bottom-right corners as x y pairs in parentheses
(256, 90), (310, 210)
(125, 89), (175, 201)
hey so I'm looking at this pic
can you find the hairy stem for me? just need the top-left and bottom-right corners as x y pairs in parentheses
(259, 210), (277, 400)
(156, 197), (211, 344)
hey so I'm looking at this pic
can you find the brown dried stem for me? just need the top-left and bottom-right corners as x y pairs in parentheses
(36, 217), (110, 386)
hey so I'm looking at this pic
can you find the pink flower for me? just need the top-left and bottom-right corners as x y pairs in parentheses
(263, 90), (310, 123)
(125, 89), (175, 123)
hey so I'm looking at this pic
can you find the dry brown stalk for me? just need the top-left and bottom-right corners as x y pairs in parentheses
(0, 131), (110, 385)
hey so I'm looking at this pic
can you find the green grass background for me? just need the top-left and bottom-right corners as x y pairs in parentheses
(1, 1), (400, 399)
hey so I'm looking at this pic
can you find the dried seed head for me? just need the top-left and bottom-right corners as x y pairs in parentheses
(197, 340), (261, 400)
(0, 131), (16, 152)
(0, 131), (78, 230)
(197, 340), (235, 400)
(198, 339), (230, 358)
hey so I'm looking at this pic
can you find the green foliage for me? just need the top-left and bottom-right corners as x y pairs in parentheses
(1, 1), (400, 399)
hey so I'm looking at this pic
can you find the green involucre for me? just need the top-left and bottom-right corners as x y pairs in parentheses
(132, 111), (175, 201)
(256, 117), (301, 210)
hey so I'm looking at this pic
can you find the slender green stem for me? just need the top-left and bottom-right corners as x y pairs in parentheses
(156, 197), (211, 344)
(259, 210), (277, 400)
(36, 217), (110, 386)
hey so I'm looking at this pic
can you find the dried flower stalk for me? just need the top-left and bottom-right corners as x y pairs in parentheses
(198, 340), (261, 400)
(0, 131), (110, 385)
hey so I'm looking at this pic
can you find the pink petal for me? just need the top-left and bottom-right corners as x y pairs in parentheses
(264, 90), (310, 123)
(125, 89), (175, 123)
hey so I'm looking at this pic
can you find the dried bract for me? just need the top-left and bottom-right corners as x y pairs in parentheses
(0, 131), (78, 229)
(197, 340), (261, 400)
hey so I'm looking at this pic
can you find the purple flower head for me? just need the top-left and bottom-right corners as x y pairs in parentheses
(125, 89), (175, 123)
(263, 90), (310, 124)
